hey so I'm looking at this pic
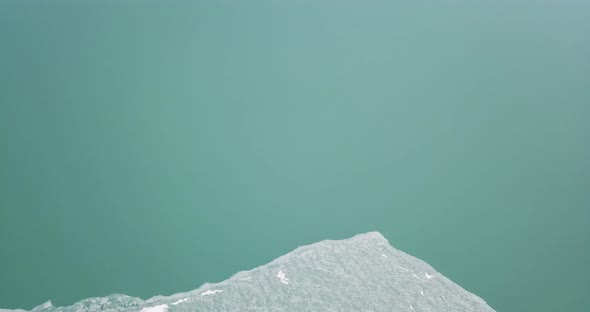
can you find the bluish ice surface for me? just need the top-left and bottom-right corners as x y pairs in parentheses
(2, 232), (494, 312)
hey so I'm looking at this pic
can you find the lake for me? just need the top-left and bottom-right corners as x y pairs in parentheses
(1, 1), (589, 311)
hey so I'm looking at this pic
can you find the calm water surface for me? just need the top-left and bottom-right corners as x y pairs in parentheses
(1, 2), (589, 311)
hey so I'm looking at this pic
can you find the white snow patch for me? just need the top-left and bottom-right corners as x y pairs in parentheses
(277, 270), (290, 284)
(140, 304), (168, 312)
(420, 291), (425, 296)
(171, 298), (190, 305)
(425, 272), (433, 280)
(381, 254), (388, 258)
(201, 289), (223, 296)
(398, 266), (409, 272)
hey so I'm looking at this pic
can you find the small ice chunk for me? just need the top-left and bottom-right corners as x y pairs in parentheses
(170, 298), (189, 305)
(276, 270), (290, 284)
(200, 289), (223, 296)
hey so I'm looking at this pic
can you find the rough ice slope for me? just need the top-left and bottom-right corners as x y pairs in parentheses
(3, 232), (494, 312)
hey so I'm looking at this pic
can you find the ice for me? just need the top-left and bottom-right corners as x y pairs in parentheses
(2, 232), (494, 311)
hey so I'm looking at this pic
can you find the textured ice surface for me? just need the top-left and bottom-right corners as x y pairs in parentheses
(3, 232), (494, 312)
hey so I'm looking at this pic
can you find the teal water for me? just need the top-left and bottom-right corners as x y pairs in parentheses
(1, 1), (589, 311)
